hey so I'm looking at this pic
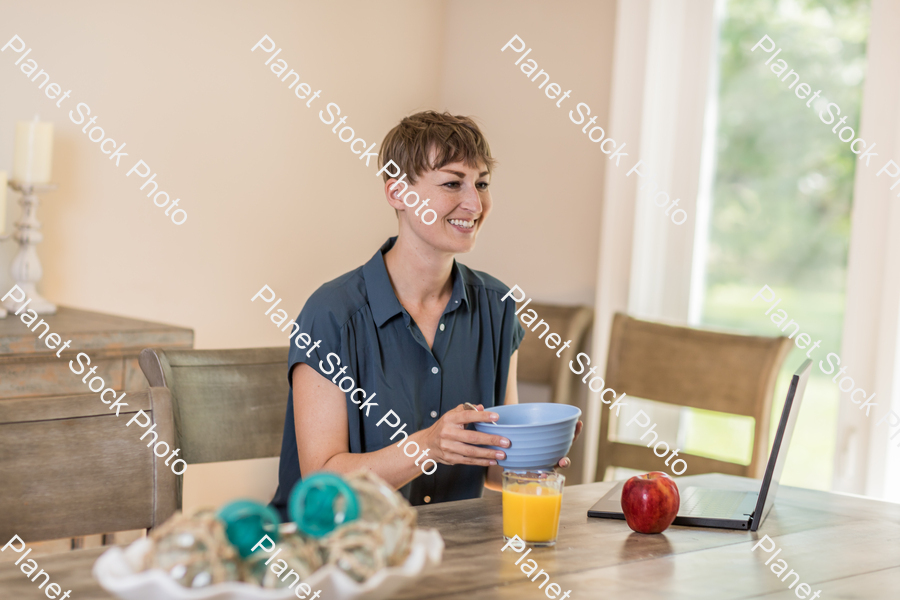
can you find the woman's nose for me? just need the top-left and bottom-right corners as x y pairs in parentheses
(460, 184), (483, 212)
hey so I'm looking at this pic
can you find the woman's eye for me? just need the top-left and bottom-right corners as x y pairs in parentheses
(477, 182), (489, 190)
(443, 181), (461, 189)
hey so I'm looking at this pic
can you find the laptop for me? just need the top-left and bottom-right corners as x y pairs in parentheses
(587, 358), (811, 531)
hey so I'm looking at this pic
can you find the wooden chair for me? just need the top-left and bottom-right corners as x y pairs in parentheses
(595, 312), (793, 481)
(516, 303), (594, 405)
(0, 389), (177, 543)
(138, 347), (289, 508)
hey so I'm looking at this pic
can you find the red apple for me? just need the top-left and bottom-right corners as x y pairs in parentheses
(621, 471), (680, 534)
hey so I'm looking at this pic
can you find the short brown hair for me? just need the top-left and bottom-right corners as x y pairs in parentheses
(378, 111), (496, 183)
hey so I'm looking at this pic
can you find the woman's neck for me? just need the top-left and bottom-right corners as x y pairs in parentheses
(383, 234), (454, 309)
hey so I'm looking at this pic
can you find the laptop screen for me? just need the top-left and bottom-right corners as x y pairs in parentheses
(750, 358), (812, 531)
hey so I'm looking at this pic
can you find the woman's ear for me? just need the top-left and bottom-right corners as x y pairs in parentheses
(384, 178), (408, 211)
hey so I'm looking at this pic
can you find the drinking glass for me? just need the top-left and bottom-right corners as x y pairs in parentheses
(501, 470), (564, 547)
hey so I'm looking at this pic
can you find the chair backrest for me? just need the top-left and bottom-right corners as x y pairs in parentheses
(139, 347), (289, 465)
(596, 312), (793, 481)
(516, 302), (593, 405)
(0, 389), (177, 543)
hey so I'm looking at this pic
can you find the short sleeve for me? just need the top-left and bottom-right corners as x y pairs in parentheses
(499, 289), (526, 355)
(511, 313), (526, 354)
(286, 292), (345, 387)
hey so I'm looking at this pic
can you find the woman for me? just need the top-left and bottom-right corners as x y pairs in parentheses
(271, 111), (581, 519)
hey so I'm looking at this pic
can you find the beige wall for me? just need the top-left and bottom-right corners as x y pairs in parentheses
(1, 0), (616, 510)
(1, 0), (446, 349)
(441, 1), (616, 306)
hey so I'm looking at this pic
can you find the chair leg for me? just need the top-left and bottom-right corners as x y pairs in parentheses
(101, 533), (116, 546)
(70, 537), (84, 550)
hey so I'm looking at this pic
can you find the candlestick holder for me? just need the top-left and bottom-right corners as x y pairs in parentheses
(0, 181), (57, 316)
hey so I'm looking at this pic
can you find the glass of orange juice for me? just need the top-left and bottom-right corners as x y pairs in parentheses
(502, 470), (564, 547)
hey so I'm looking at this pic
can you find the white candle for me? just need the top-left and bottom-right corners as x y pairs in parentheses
(0, 171), (6, 234)
(13, 118), (54, 185)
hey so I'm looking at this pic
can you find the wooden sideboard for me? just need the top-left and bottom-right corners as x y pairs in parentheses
(0, 306), (194, 400)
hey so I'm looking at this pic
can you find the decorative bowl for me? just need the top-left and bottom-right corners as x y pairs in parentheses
(93, 527), (443, 600)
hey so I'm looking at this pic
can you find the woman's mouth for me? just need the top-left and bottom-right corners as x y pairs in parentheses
(449, 218), (476, 231)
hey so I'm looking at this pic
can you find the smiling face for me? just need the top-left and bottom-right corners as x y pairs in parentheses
(386, 158), (492, 255)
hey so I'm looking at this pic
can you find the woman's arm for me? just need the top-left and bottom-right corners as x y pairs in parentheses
(485, 351), (519, 491)
(293, 362), (420, 488)
(293, 362), (511, 489)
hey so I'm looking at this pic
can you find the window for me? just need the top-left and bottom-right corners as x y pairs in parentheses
(689, 0), (871, 490)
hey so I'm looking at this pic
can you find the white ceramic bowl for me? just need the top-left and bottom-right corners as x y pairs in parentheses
(93, 528), (444, 600)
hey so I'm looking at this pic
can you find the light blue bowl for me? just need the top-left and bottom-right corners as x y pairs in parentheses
(473, 403), (581, 470)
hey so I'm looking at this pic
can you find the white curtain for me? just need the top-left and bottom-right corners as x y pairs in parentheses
(833, 0), (900, 501)
(584, 0), (718, 482)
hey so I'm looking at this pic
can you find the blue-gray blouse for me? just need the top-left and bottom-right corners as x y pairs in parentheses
(271, 237), (525, 519)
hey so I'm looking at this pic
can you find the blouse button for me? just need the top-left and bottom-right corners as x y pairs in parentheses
(430, 411), (438, 418)
(431, 367), (439, 374)
(424, 496), (432, 503)
(439, 323), (445, 331)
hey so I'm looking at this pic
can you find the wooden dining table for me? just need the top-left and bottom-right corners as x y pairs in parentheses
(2, 473), (898, 599)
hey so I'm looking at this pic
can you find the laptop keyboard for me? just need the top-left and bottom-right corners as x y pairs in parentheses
(679, 487), (749, 518)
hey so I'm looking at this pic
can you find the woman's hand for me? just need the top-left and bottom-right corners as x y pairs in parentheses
(556, 420), (584, 469)
(418, 404), (511, 467)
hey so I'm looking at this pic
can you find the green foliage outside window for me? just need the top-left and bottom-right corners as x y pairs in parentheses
(690, 0), (870, 490)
